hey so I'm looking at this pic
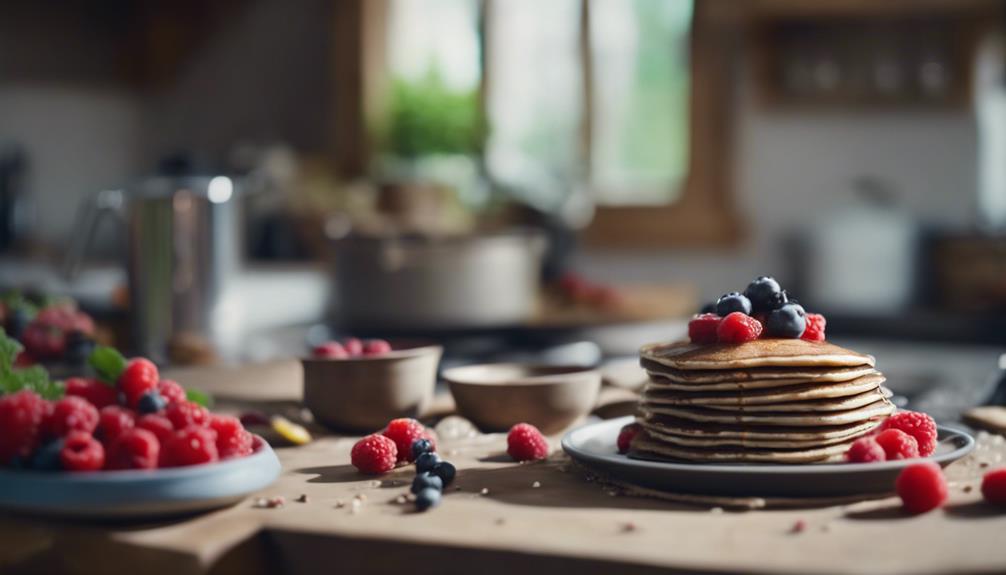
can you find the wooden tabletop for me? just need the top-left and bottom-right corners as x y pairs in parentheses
(1, 360), (1005, 575)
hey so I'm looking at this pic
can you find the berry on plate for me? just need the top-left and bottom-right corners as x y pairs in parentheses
(165, 401), (210, 429)
(880, 411), (938, 457)
(743, 276), (782, 313)
(162, 427), (219, 468)
(136, 414), (174, 445)
(118, 358), (159, 408)
(65, 377), (117, 409)
(97, 405), (135, 444)
(896, 462), (948, 514)
(351, 434), (398, 474)
(157, 379), (187, 405)
(43, 396), (99, 439)
(209, 414), (254, 459)
(383, 418), (435, 463)
(716, 312), (763, 344)
(846, 436), (886, 463)
(688, 313), (721, 344)
(875, 428), (920, 460)
(765, 303), (806, 338)
(60, 431), (105, 472)
(982, 468), (1006, 506)
(715, 292), (752, 317)
(137, 391), (168, 415)
(506, 422), (549, 462)
(106, 428), (161, 470)
(0, 390), (48, 465)
(617, 423), (641, 454)
(801, 313), (827, 342)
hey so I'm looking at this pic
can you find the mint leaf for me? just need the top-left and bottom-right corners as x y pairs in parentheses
(0, 330), (63, 399)
(0, 329), (21, 372)
(185, 388), (214, 408)
(88, 346), (127, 386)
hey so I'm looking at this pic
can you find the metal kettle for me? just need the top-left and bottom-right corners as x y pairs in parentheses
(64, 175), (243, 363)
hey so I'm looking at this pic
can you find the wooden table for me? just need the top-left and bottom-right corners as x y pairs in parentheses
(2, 360), (1005, 575)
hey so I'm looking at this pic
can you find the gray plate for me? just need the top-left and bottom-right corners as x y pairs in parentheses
(561, 416), (975, 498)
(0, 435), (281, 518)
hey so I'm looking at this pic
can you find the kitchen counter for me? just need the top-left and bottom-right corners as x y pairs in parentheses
(1, 359), (1005, 575)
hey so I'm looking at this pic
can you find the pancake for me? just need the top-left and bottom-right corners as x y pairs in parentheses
(631, 434), (854, 463)
(641, 373), (886, 405)
(639, 423), (868, 449)
(697, 388), (893, 414)
(639, 398), (895, 427)
(639, 413), (884, 441)
(640, 339), (875, 371)
(641, 361), (877, 385)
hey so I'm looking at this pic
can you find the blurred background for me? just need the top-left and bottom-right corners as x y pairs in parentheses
(1, 0), (1005, 418)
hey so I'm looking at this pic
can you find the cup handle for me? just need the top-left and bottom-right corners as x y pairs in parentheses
(61, 189), (125, 280)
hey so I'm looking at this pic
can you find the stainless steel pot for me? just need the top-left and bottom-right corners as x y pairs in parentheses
(331, 230), (546, 329)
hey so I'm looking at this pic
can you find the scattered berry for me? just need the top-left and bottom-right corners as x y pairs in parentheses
(432, 461), (457, 486)
(765, 303), (806, 338)
(157, 379), (187, 405)
(137, 391), (168, 415)
(617, 423), (641, 454)
(981, 468), (1006, 505)
(716, 312), (764, 344)
(31, 439), (65, 471)
(135, 414), (175, 445)
(165, 401), (209, 429)
(688, 313), (721, 344)
(801, 313), (827, 342)
(880, 411), (938, 457)
(162, 427), (219, 468)
(715, 292), (752, 317)
(209, 414), (254, 459)
(415, 487), (441, 511)
(506, 423), (549, 462)
(744, 276), (782, 313)
(411, 472), (444, 494)
(411, 438), (434, 461)
(846, 436), (886, 463)
(106, 428), (160, 470)
(43, 396), (99, 439)
(896, 462), (948, 514)
(60, 431), (104, 472)
(383, 418), (434, 463)
(343, 337), (364, 357)
(64, 378), (117, 409)
(97, 406), (135, 444)
(313, 341), (348, 359)
(415, 451), (441, 473)
(0, 390), (48, 465)
(875, 429), (920, 460)
(363, 339), (392, 356)
(239, 411), (271, 427)
(118, 358), (159, 408)
(351, 434), (398, 475)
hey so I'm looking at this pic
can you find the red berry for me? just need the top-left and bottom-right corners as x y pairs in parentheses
(981, 468), (1006, 505)
(801, 313), (827, 342)
(383, 418), (434, 463)
(343, 337), (364, 357)
(157, 379), (187, 405)
(162, 426), (219, 467)
(97, 405), (135, 444)
(20, 306), (94, 360)
(106, 428), (160, 470)
(209, 415), (253, 459)
(617, 423), (641, 454)
(846, 436), (886, 463)
(506, 422), (549, 462)
(313, 341), (348, 359)
(136, 414), (174, 445)
(716, 312), (763, 344)
(43, 396), (99, 439)
(118, 358), (159, 408)
(165, 401), (209, 429)
(351, 434), (398, 474)
(363, 339), (392, 356)
(875, 428), (920, 460)
(880, 411), (938, 457)
(0, 390), (48, 465)
(896, 462), (948, 514)
(60, 431), (105, 472)
(64, 377), (118, 409)
(688, 313), (721, 344)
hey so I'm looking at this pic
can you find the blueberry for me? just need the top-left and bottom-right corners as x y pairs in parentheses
(414, 487), (441, 511)
(765, 303), (807, 338)
(63, 330), (95, 366)
(415, 451), (441, 473)
(411, 438), (433, 461)
(715, 292), (752, 316)
(31, 439), (64, 471)
(431, 460), (456, 486)
(743, 276), (782, 312)
(137, 391), (167, 414)
(699, 302), (717, 314)
(411, 472), (444, 494)
(6, 308), (30, 340)
(766, 289), (799, 311)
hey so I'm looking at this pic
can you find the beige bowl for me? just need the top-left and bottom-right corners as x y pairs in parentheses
(302, 345), (442, 432)
(444, 364), (602, 434)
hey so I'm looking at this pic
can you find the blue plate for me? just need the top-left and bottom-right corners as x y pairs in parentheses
(562, 416), (975, 498)
(0, 435), (281, 518)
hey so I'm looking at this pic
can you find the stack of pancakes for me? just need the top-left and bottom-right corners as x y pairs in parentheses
(633, 339), (895, 464)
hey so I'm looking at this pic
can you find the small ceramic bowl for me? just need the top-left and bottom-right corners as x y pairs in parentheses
(302, 344), (442, 432)
(444, 364), (602, 434)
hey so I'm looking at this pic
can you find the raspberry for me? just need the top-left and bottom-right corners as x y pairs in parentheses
(716, 312), (763, 344)
(688, 314), (721, 344)
(97, 406), (135, 444)
(157, 379), (187, 405)
(136, 414), (174, 445)
(351, 434), (398, 474)
(845, 436), (886, 463)
(43, 396), (99, 439)
(209, 415), (254, 459)
(165, 401), (209, 429)
(981, 468), (1006, 505)
(162, 426), (219, 467)
(60, 431), (104, 472)
(64, 378), (118, 409)
(383, 418), (435, 463)
(875, 428), (919, 460)
(617, 423), (641, 454)
(880, 411), (938, 457)
(343, 337), (364, 357)
(313, 341), (348, 359)
(506, 422), (549, 462)
(106, 428), (160, 470)
(801, 313), (827, 342)
(0, 390), (48, 465)
(363, 339), (392, 356)
(896, 462), (948, 514)
(118, 358), (159, 408)
(20, 305), (94, 360)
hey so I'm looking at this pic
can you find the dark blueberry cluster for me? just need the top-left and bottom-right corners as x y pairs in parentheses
(701, 276), (807, 339)
(410, 439), (456, 512)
